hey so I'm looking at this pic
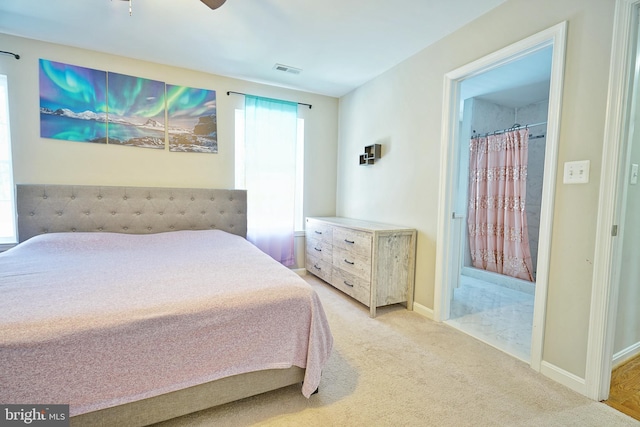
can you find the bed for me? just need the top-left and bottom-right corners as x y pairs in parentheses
(0, 184), (333, 426)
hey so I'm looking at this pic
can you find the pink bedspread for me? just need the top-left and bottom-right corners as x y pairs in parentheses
(0, 230), (333, 415)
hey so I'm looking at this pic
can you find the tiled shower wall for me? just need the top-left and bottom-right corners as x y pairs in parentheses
(516, 100), (548, 279)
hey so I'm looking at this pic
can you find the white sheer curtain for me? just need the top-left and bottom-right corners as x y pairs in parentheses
(0, 75), (16, 244)
(240, 95), (298, 266)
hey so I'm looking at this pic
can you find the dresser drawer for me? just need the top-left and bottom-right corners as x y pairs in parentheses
(332, 267), (371, 306)
(333, 247), (371, 281)
(306, 218), (333, 244)
(306, 237), (333, 264)
(306, 254), (332, 283)
(333, 227), (372, 258)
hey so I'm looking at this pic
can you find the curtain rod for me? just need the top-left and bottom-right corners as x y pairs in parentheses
(226, 91), (312, 109)
(472, 121), (547, 138)
(0, 50), (20, 60)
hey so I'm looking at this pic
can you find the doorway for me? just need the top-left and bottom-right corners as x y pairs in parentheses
(446, 48), (552, 363)
(588, 0), (640, 404)
(434, 22), (567, 371)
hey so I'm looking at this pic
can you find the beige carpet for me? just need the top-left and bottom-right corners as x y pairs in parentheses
(155, 275), (639, 427)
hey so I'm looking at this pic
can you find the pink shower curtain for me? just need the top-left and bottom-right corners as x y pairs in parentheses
(467, 128), (534, 282)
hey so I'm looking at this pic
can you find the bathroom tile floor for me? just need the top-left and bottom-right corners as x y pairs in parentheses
(446, 274), (534, 363)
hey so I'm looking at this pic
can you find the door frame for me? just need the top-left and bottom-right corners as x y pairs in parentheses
(433, 22), (567, 371)
(586, 0), (640, 401)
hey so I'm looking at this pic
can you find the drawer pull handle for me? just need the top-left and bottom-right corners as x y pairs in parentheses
(314, 230), (322, 234)
(344, 259), (354, 265)
(344, 239), (355, 244)
(344, 281), (354, 287)
(314, 247), (322, 252)
(314, 264), (322, 271)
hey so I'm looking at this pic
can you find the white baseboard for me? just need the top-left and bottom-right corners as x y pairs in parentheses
(292, 268), (307, 276)
(540, 361), (587, 395)
(412, 301), (434, 320)
(612, 341), (640, 369)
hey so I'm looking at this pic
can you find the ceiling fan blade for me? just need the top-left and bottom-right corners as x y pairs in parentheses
(200, 0), (227, 10)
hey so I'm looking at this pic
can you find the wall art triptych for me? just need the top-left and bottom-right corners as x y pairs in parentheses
(38, 59), (217, 153)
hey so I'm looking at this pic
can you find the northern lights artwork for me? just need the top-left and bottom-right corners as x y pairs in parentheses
(39, 59), (108, 143)
(107, 72), (166, 149)
(167, 84), (217, 153)
(38, 58), (218, 153)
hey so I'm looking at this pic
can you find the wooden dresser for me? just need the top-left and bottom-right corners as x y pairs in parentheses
(305, 217), (416, 317)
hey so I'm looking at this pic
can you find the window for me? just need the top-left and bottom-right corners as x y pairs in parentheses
(235, 96), (304, 265)
(0, 75), (16, 244)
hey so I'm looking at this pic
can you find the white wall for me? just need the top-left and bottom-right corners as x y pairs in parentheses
(337, 0), (615, 380)
(0, 33), (340, 267)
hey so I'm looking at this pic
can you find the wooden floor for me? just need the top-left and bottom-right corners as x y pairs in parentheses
(605, 355), (640, 421)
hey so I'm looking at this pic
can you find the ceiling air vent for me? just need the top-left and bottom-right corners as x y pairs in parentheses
(273, 63), (302, 75)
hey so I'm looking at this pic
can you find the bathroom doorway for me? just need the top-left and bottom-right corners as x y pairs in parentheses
(434, 23), (567, 370)
(446, 47), (552, 363)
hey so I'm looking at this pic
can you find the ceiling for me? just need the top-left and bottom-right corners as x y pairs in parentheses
(461, 46), (553, 108)
(0, 0), (506, 98)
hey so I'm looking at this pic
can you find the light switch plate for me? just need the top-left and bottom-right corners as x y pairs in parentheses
(631, 163), (638, 185)
(563, 160), (590, 184)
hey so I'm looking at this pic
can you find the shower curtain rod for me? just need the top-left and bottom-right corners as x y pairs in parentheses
(472, 121), (547, 138)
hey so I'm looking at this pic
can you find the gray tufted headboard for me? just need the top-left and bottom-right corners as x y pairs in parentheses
(16, 184), (247, 243)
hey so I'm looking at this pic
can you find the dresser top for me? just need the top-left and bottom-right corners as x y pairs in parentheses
(307, 216), (415, 233)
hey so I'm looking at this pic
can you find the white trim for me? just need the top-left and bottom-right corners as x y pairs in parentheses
(434, 22), (567, 373)
(530, 21), (567, 373)
(412, 302), (434, 320)
(612, 341), (640, 369)
(540, 361), (587, 396)
(587, 0), (640, 401)
(433, 70), (458, 323)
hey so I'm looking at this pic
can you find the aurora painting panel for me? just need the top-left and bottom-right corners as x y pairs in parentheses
(107, 72), (165, 149)
(166, 84), (217, 153)
(39, 59), (107, 143)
